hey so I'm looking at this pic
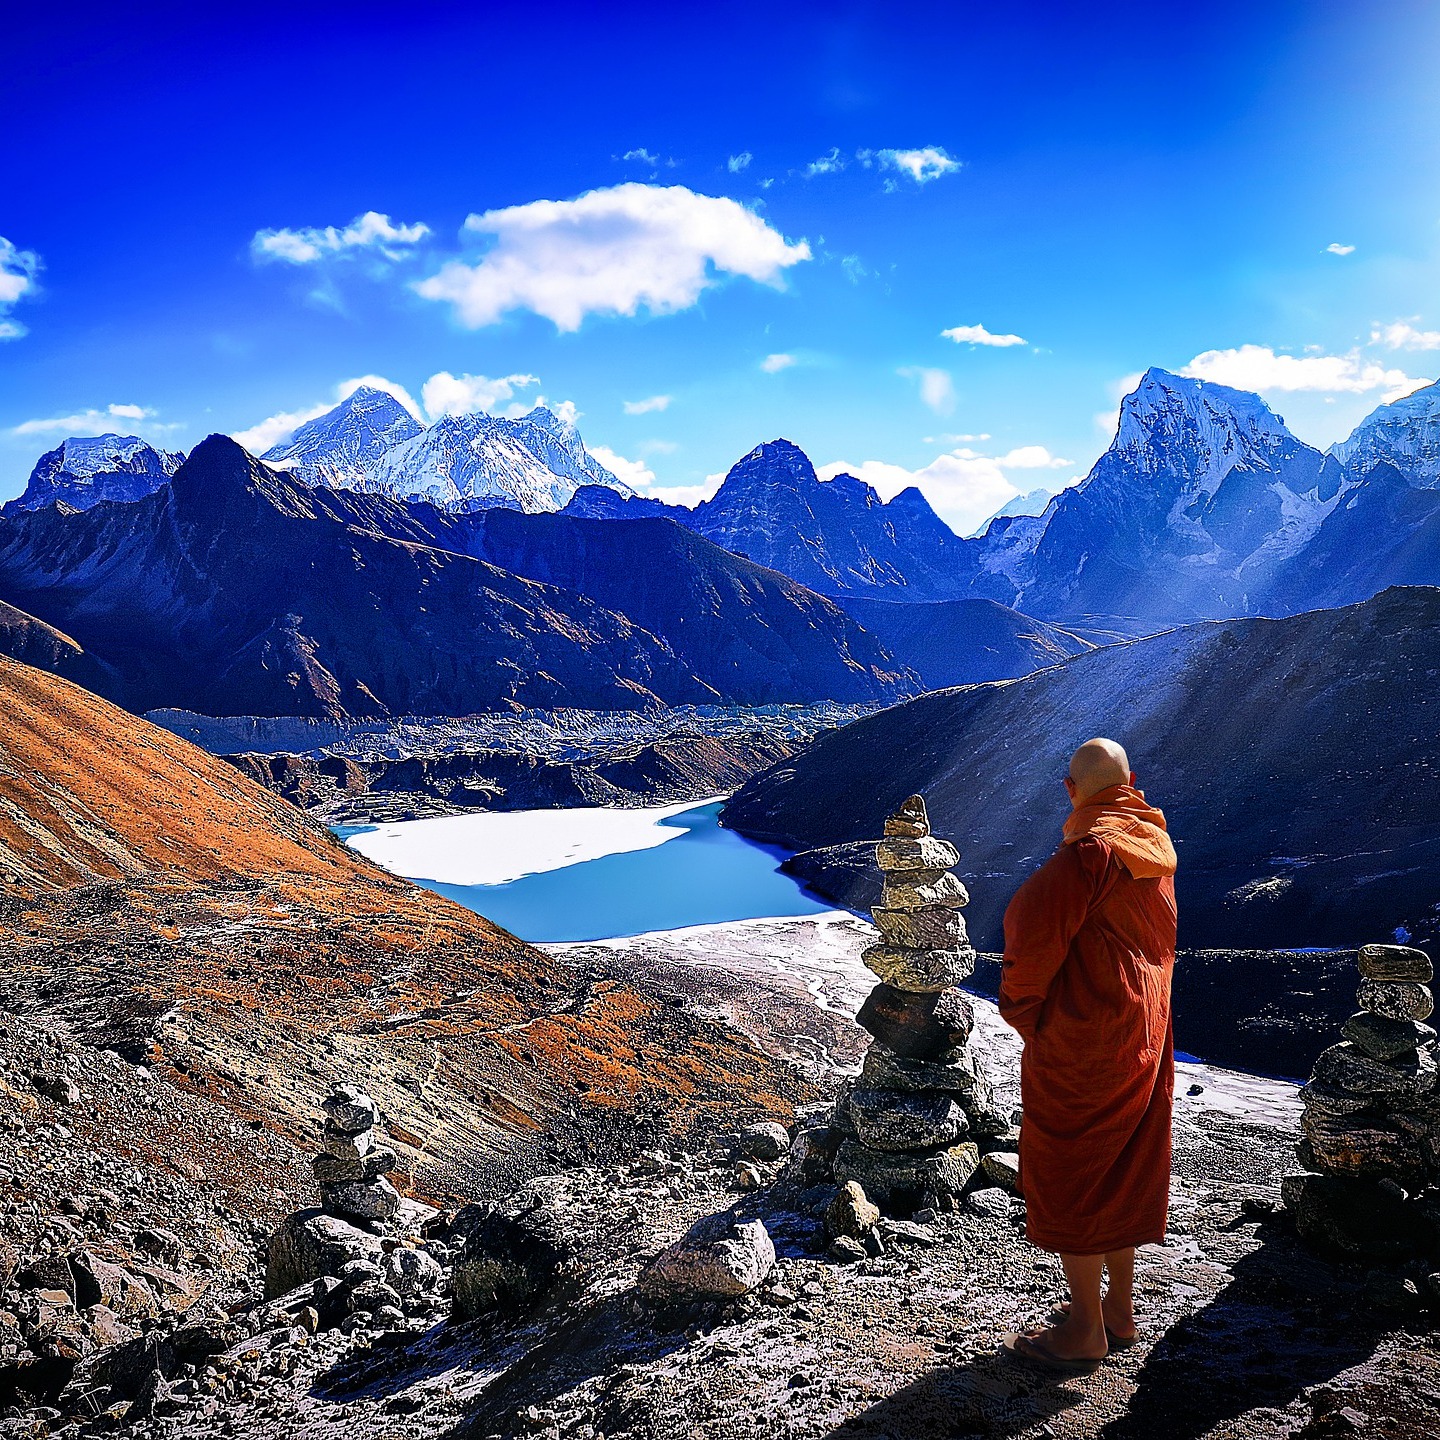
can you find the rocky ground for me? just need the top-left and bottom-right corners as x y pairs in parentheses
(4, 918), (1436, 1439)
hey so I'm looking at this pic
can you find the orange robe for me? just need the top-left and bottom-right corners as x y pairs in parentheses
(999, 785), (1178, 1255)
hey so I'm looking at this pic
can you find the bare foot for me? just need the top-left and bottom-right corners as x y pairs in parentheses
(1022, 1314), (1109, 1362)
(1056, 1297), (1137, 1341)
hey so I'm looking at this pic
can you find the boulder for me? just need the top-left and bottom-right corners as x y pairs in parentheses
(321, 1176), (401, 1222)
(1358, 979), (1434, 1023)
(322, 1084), (380, 1135)
(847, 1088), (967, 1152)
(778, 1125), (843, 1186)
(856, 984), (974, 1060)
(264, 1210), (384, 1299)
(834, 1138), (981, 1208)
(875, 837), (961, 873)
(1342, 1011), (1436, 1064)
(451, 1190), (592, 1317)
(1358, 944), (1434, 984)
(879, 871), (970, 911)
(861, 943), (976, 992)
(70, 1253), (159, 1323)
(382, 1247), (443, 1299)
(979, 1150), (1022, 1194)
(824, 1180), (880, 1239)
(312, 1147), (397, 1184)
(736, 1121), (791, 1162)
(1297, 1081), (1381, 1119)
(639, 1213), (775, 1298)
(1282, 1172), (1440, 1260)
(1298, 1108), (1428, 1187)
(883, 795), (930, 839)
(873, 904), (969, 951)
(860, 1042), (986, 1099)
(1310, 1041), (1437, 1103)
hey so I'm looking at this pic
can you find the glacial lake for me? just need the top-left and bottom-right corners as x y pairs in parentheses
(339, 799), (836, 942)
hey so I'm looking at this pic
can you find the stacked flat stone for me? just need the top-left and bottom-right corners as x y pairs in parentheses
(1283, 943), (1440, 1257)
(314, 1084), (402, 1223)
(832, 795), (1010, 1211)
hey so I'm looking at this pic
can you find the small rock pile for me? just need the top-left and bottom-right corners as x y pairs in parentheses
(313, 1084), (400, 1223)
(1284, 942), (1440, 1261)
(829, 795), (1012, 1213)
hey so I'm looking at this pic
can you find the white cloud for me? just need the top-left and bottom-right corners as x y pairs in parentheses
(942, 322), (1027, 348)
(1325, 243), (1356, 256)
(1372, 320), (1440, 352)
(12, 402), (159, 437)
(251, 212), (430, 265)
(420, 371), (540, 419)
(818, 444), (1056, 535)
(1181, 343), (1428, 399)
(621, 148), (659, 166)
(898, 366), (955, 414)
(727, 152), (753, 173)
(871, 146), (960, 184)
(414, 183), (810, 333)
(0, 237), (40, 340)
(805, 148), (846, 177)
(622, 394), (672, 414)
(761, 352), (797, 373)
(587, 446), (721, 508)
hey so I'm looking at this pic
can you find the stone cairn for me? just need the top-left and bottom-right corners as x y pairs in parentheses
(1284, 942), (1440, 1261)
(313, 1083), (402, 1223)
(829, 795), (1012, 1214)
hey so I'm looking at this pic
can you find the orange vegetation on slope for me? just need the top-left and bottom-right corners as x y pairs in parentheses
(0, 657), (813, 1203)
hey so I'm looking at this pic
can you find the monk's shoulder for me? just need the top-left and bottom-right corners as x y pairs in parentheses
(1064, 833), (1116, 882)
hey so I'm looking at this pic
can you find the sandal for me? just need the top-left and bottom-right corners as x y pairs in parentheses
(1002, 1331), (1106, 1376)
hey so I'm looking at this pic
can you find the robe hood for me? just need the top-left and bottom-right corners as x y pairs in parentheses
(1062, 784), (1177, 879)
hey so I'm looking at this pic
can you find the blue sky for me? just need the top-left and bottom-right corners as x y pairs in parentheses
(3, 0), (1440, 529)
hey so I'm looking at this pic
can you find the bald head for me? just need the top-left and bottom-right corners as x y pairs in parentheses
(1067, 737), (1132, 804)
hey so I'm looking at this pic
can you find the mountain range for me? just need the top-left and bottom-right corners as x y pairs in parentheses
(0, 435), (918, 717)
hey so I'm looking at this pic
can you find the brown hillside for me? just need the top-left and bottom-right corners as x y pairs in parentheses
(0, 657), (812, 1206)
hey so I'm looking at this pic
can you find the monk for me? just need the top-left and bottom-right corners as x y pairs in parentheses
(998, 737), (1178, 1374)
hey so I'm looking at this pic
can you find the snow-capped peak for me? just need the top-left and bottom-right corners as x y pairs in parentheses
(1112, 368), (1297, 483)
(4, 434), (185, 514)
(1330, 378), (1440, 485)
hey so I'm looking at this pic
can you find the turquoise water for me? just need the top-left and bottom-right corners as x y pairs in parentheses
(342, 801), (835, 943)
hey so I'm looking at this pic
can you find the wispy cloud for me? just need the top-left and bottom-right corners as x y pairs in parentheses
(898, 366), (955, 414)
(12, 402), (159, 436)
(1181, 343), (1428, 401)
(1371, 320), (1440, 352)
(727, 152), (753, 173)
(868, 146), (960, 185)
(0, 237), (41, 340)
(1324, 243), (1356, 256)
(621, 148), (659, 166)
(421, 371), (540, 419)
(942, 322), (1027, 348)
(805, 148), (846, 177)
(623, 394), (672, 414)
(251, 212), (430, 265)
(414, 183), (811, 332)
(761, 353), (797, 373)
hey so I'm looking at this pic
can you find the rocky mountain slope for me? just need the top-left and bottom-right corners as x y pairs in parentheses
(0, 436), (912, 718)
(832, 595), (1091, 688)
(2, 435), (185, 515)
(723, 584), (1440, 953)
(456, 508), (916, 707)
(263, 387), (630, 513)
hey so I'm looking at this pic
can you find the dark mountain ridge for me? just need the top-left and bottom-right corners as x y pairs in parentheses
(723, 584), (1440, 952)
